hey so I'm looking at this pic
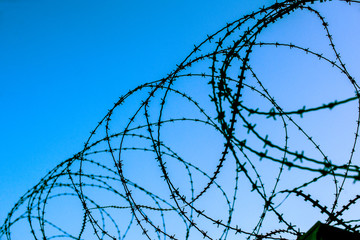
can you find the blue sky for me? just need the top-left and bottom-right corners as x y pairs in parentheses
(1, 0), (360, 239)
(0, 0), (277, 219)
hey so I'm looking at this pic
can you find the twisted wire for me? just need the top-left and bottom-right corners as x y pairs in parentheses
(1, 0), (360, 239)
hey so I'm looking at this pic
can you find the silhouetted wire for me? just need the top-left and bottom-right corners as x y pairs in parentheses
(1, 0), (360, 239)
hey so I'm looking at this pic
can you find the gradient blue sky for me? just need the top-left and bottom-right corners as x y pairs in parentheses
(0, 0), (270, 218)
(1, 0), (360, 236)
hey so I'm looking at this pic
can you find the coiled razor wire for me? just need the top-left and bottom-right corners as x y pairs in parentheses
(1, 0), (360, 239)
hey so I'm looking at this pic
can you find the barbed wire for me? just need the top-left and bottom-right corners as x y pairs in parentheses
(1, 0), (360, 239)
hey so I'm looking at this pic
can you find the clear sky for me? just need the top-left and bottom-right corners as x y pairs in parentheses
(0, 0), (280, 219)
(1, 0), (360, 239)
